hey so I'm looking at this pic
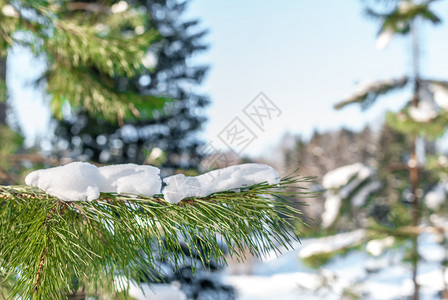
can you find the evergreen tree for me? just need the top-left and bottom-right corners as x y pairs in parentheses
(331, 1), (448, 298)
(53, 0), (209, 172)
(1, 0), (167, 123)
(279, 2), (448, 298)
(0, 2), (309, 300)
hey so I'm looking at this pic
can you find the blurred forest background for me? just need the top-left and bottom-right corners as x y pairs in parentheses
(1, 0), (448, 299)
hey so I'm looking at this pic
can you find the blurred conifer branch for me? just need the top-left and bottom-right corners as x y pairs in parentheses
(0, 0), (167, 122)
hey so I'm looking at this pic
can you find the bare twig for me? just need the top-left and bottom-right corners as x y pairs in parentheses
(0, 168), (13, 184)
(33, 205), (59, 293)
(33, 249), (46, 292)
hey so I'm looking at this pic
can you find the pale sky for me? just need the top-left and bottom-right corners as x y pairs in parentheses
(8, 0), (448, 157)
(186, 0), (448, 157)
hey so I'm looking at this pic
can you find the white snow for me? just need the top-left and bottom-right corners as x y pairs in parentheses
(366, 236), (395, 257)
(299, 229), (366, 259)
(322, 163), (365, 190)
(162, 174), (202, 204)
(25, 162), (103, 201)
(351, 180), (382, 207)
(376, 28), (395, 50)
(409, 90), (439, 122)
(222, 228), (448, 300)
(111, 1), (128, 13)
(25, 162), (162, 201)
(374, 1), (414, 51)
(26, 162), (279, 203)
(433, 83), (448, 109)
(321, 192), (342, 228)
(416, 136), (426, 166)
(321, 163), (376, 227)
(425, 183), (446, 210)
(142, 51), (158, 69)
(343, 77), (407, 104)
(339, 165), (373, 198)
(114, 277), (186, 300)
(224, 273), (324, 300)
(162, 163), (280, 204)
(398, 0), (415, 14)
(128, 283), (186, 300)
(2, 4), (18, 17)
(98, 164), (162, 197)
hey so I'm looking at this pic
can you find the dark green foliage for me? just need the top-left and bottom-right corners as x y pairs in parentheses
(385, 110), (447, 139)
(0, 78), (5, 103)
(365, 0), (442, 35)
(0, 175), (309, 299)
(54, 0), (209, 171)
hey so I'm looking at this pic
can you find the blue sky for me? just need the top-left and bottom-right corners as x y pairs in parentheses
(185, 0), (448, 157)
(9, 0), (448, 157)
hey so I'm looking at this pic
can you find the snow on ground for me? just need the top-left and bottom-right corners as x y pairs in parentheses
(127, 283), (187, 300)
(224, 273), (332, 300)
(115, 277), (186, 300)
(222, 231), (447, 300)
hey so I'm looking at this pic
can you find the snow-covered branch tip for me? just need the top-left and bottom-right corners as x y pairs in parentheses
(22, 162), (285, 204)
(334, 76), (408, 110)
(0, 170), (312, 299)
(0, 170), (312, 206)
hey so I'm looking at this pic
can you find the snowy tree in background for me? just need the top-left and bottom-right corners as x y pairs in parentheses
(288, 1), (448, 299)
(335, 1), (448, 299)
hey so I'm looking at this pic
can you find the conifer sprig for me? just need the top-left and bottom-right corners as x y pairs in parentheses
(0, 0), (166, 122)
(0, 175), (311, 299)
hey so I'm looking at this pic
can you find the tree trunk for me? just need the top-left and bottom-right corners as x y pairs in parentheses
(410, 135), (419, 300)
(410, 19), (420, 300)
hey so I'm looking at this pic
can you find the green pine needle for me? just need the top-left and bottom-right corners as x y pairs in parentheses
(0, 175), (312, 299)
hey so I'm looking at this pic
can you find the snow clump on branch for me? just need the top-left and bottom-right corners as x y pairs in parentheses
(162, 163), (280, 204)
(25, 162), (280, 204)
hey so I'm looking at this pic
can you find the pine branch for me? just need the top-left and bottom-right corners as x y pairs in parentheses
(334, 76), (408, 110)
(0, 0), (165, 122)
(47, 62), (168, 121)
(385, 110), (448, 139)
(0, 175), (312, 299)
(47, 20), (159, 78)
